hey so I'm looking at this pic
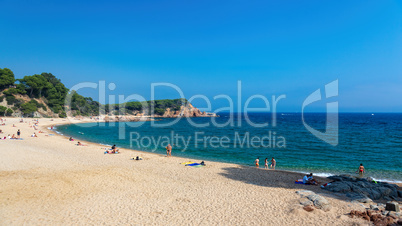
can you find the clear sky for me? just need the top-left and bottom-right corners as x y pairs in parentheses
(0, 0), (401, 112)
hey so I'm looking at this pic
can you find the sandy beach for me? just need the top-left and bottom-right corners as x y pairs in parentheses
(0, 117), (370, 225)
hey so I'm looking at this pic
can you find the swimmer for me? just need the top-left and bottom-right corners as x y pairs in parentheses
(270, 157), (276, 170)
(255, 157), (259, 168)
(356, 163), (365, 178)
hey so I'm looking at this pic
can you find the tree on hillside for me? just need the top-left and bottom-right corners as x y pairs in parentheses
(0, 68), (16, 90)
(0, 106), (7, 116)
(18, 74), (48, 97)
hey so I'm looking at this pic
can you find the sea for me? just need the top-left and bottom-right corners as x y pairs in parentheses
(56, 113), (402, 182)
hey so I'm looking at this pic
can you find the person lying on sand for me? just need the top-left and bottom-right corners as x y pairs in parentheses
(77, 142), (86, 146)
(31, 133), (37, 137)
(105, 145), (119, 154)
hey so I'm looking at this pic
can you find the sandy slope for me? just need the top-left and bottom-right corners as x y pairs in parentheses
(0, 117), (368, 225)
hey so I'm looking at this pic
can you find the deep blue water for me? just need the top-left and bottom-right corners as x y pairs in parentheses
(56, 113), (402, 182)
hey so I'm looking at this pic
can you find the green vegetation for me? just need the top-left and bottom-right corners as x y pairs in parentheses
(0, 68), (189, 117)
(0, 106), (6, 116)
(6, 108), (13, 116)
(106, 98), (187, 116)
(0, 68), (15, 90)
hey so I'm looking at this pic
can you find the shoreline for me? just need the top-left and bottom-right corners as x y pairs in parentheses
(0, 117), (394, 225)
(50, 119), (402, 185)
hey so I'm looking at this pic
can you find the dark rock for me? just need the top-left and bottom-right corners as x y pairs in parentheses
(327, 175), (345, 181)
(324, 182), (352, 193)
(324, 175), (401, 202)
(370, 189), (382, 200)
(385, 201), (400, 212)
(347, 192), (372, 203)
(376, 187), (393, 197)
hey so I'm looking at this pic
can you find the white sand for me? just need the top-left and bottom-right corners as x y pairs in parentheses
(0, 117), (369, 225)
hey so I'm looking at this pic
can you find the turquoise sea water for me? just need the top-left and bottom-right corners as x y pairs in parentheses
(56, 113), (402, 182)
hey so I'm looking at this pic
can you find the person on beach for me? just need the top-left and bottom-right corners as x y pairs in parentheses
(264, 158), (268, 169)
(303, 173), (319, 185)
(69, 137), (74, 141)
(255, 158), (259, 168)
(270, 157), (276, 170)
(356, 163), (365, 177)
(166, 144), (172, 157)
(77, 142), (87, 146)
(11, 134), (16, 139)
(111, 144), (119, 153)
(17, 129), (21, 138)
(31, 133), (37, 137)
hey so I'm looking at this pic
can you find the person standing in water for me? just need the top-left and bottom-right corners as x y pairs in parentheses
(166, 144), (172, 157)
(264, 158), (268, 169)
(255, 158), (259, 168)
(356, 163), (365, 177)
(270, 157), (276, 170)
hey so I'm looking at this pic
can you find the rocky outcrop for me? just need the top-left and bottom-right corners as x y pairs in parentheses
(323, 175), (401, 203)
(349, 206), (401, 226)
(162, 103), (217, 118)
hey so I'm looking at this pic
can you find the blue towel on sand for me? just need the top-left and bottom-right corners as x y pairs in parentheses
(295, 181), (310, 185)
(186, 163), (201, 166)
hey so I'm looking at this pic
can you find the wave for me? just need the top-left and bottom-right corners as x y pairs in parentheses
(295, 170), (402, 183)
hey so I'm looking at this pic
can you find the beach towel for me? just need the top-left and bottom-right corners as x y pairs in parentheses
(104, 151), (119, 154)
(295, 179), (310, 185)
(191, 165), (204, 168)
(186, 163), (201, 166)
(181, 161), (195, 165)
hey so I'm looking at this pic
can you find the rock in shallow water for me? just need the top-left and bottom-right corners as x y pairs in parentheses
(323, 175), (402, 202)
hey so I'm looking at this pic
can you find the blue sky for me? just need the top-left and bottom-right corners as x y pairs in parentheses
(0, 0), (401, 112)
